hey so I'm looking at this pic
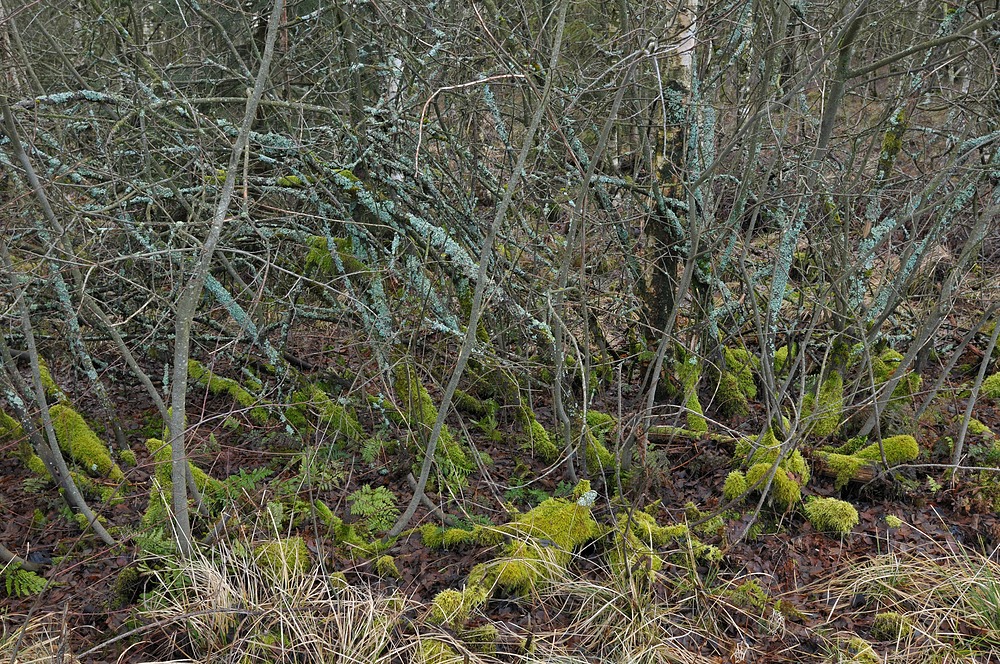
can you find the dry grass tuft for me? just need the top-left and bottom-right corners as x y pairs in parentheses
(815, 540), (1000, 662)
(0, 613), (79, 664)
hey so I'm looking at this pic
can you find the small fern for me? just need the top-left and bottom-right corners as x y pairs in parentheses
(22, 475), (51, 494)
(348, 484), (399, 533)
(361, 437), (385, 464)
(3, 564), (47, 597)
(132, 527), (177, 557)
(297, 449), (346, 491)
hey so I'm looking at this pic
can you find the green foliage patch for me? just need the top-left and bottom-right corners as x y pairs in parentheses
(187, 360), (269, 424)
(348, 484), (399, 533)
(2, 564), (47, 597)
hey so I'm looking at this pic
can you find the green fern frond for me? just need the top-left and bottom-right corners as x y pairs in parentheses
(348, 484), (399, 533)
(3, 564), (47, 597)
(360, 437), (385, 464)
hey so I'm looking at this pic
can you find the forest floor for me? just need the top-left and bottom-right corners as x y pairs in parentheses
(3, 327), (1000, 663)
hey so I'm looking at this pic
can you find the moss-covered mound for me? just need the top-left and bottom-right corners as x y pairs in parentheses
(803, 497), (859, 535)
(495, 493), (601, 592)
(983, 372), (1000, 400)
(288, 383), (364, 441)
(677, 351), (708, 433)
(188, 360), (269, 424)
(818, 434), (919, 490)
(730, 424), (810, 509)
(392, 360), (473, 485)
(802, 370), (844, 437)
(714, 347), (759, 418)
(49, 404), (125, 481)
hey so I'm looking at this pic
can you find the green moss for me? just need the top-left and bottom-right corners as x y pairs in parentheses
(0, 409), (23, 441)
(254, 536), (311, 576)
(736, 422), (797, 470)
(726, 347), (759, 396)
(872, 348), (921, 399)
(733, 423), (809, 507)
(429, 589), (467, 625)
(968, 418), (995, 438)
(610, 511), (720, 580)
(109, 566), (143, 609)
(723, 470), (747, 501)
(870, 611), (912, 640)
(141, 437), (221, 527)
(803, 497), (859, 535)
(312, 499), (337, 528)
(803, 370), (844, 437)
(773, 344), (796, 375)
(441, 527), (477, 548)
(496, 490), (601, 593)
(48, 404), (124, 481)
(74, 510), (105, 532)
(453, 389), (497, 417)
(463, 624), (498, 655)
(188, 360), (268, 424)
(328, 571), (349, 589)
(416, 638), (462, 664)
(293, 384), (364, 442)
(983, 372), (1000, 399)
(608, 513), (664, 582)
(585, 410), (616, 432)
(746, 463), (800, 509)
(843, 636), (879, 664)
(819, 435), (917, 490)
(304, 235), (368, 277)
(421, 523), (446, 548)
(119, 448), (137, 466)
(584, 432), (616, 474)
(466, 563), (499, 591)
(872, 348), (903, 382)
(25, 453), (48, 477)
(393, 361), (473, 481)
(143, 437), (217, 491)
(472, 526), (504, 547)
(715, 371), (749, 418)
(141, 478), (171, 529)
(727, 578), (769, 611)
(855, 435), (919, 464)
(677, 352), (708, 433)
(820, 452), (867, 491)
(429, 584), (489, 629)
(517, 405), (559, 461)
(374, 555), (400, 579)
(37, 358), (64, 400)
(715, 347), (758, 418)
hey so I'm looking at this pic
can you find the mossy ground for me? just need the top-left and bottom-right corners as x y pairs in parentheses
(818, 435), (919, 490)
(48, 404), (124, 481)
(188, 360), (269, 424)
(802, 370), (844, 437)
(803, 497), (859, 535)
(730, 424), (810, 509)
(392, 361), (474, 486)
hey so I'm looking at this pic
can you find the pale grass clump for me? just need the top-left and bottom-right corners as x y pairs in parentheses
(816, 543), (1000, 662)
(0, 614), (79, 664)
(137, 540), (421, 664)
(529, 560), (726, 664)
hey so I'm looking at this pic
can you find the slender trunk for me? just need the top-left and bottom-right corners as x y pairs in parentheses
(166, 0), (286, 555)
